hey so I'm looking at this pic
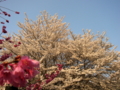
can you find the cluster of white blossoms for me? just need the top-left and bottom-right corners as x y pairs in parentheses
(1, 11), (120, 90)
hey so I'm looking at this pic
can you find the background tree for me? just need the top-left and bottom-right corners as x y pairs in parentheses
(1, 11), (120, 90)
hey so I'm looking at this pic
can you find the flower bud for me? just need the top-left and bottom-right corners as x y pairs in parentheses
(2, 28), (7, 33)
(6, 20), (9, 23)
(15, 11), (20, 14)
(2, 11), (7, 16)
(1, 22), (5, 24)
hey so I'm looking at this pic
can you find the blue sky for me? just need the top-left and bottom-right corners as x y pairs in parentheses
(0, 0), (120, 51)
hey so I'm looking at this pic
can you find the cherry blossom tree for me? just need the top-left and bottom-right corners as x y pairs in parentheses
(1, 10), (120, 90)
(0, 2), (63, 90)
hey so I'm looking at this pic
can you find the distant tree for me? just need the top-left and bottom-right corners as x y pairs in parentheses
(1, 11), (120, 90)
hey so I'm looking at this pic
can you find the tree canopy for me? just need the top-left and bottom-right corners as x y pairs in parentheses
(1, 11), (120, 90)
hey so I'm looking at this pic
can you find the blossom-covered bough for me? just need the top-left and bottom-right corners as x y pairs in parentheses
(0, 54), (62, 90)
(0, 1), (63, 89)
(0, 55), (40, 87)
(1, 9), (120, 90)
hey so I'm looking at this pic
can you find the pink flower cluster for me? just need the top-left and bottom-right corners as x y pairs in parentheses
(0, 3), (63, 89)
(45, 64), (63, 84)
(0, 53), (12, 61)
(0, 56), (39, 87)
(26, 64), (63, 90)
(0, 36), (21, 52)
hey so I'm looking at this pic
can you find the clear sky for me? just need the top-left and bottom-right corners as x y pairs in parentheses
(0, 0), (120, 51)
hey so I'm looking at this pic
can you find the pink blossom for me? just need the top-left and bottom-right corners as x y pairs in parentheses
(2, 26), (6, 29)
(45, 74), (50, 79)
(5, 37), (11, 41)
(56, 64), (63, 70)
(2, 11), (7, 16)
(2, 25), (7, 33)
(9, 40), (14, 43)
(18, 42), (21, 44)
(0, 39), (4, 44)
(50, 72), (57, 79)
(0, 65), (13, 85)
(9, 63), (17, 70)
(0, 53), (11, 61)
(18, 56), (39, 78)
(45, 71), (59, 84)
(14, 45), (18, 47)
(0, 56), (40, 87)
(0, 65), (4, 85)
(2, 28), (7, 33)
(12, 66), (27, 87)
(46, 78), (53, 84)
(56, 70), (59, 74)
